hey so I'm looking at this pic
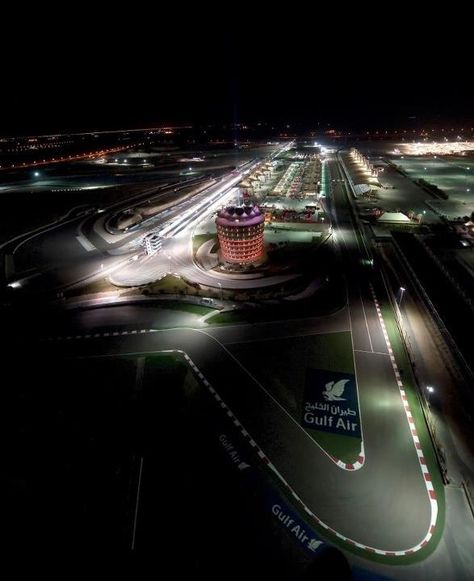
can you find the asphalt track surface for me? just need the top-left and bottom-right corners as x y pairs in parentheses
(30, 153), (436, 555)
(50, 318), (429, 552)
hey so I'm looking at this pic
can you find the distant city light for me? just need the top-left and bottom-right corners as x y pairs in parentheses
(395, 141), (474, 156)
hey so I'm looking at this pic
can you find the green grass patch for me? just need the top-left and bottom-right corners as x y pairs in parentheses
(229, 332), (362, 464)
(145, 274), (192, 294)
(142, 353), (191, 395)
(157, 301), (215, 316)
(143, 352), (187, 371)
(65, 277), (117, 297)
(308, 431), (361, 463)
(207, 310), (259, 325)
(193, 233), (217, 254)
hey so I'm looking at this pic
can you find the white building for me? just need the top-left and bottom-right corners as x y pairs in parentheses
(142, 233), (162, 256)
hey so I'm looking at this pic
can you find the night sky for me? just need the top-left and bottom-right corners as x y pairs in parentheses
(1, 10), (471, 135)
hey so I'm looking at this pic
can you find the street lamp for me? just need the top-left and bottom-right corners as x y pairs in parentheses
(398, 287), (406, 307)
(425, 386), (435, 433)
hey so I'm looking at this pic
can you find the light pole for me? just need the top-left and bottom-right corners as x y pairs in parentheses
(398, 287), (406, 307)
(426, 386), (435, 434)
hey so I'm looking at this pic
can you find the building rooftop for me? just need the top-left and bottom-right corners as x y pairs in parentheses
(216, 204), (264, 227)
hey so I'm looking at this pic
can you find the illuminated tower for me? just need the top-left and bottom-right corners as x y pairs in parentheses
(216, 204), (265, 265)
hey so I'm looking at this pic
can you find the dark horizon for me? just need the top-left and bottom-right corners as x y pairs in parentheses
(2, 113), (473, 140)
(1, 11), (471, 137)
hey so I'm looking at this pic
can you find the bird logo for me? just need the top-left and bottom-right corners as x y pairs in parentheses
(322, 379), (349, 401)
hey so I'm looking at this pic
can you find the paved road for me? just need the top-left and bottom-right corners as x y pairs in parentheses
(39, 301), (349, 340)
(4, 156), (289, 292)
(5, 180), (207, 289)
(47, 323), (429, 551)
(327, 154), (474, 579)
(35, 292), (474, 578)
